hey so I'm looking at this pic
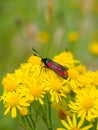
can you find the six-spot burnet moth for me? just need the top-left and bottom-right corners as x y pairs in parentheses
(32, 48), (68, 79)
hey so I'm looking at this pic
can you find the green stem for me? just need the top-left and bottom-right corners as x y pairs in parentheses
(35, 104), (41, 122)
(25, 116), (34, 130)
(40, 105), (49, 126)
(47, 98), (53, 130)
(29, 106), (36, 130)
(29, 114), (36, 130)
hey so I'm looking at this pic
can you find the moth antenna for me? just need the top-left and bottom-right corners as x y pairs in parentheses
(32, 48), (42, 58)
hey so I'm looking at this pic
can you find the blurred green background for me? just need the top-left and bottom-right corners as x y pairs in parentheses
(0, 0), (98, 130)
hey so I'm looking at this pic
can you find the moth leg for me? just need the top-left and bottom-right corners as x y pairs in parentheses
(40, 63), (48, 74)
(39, 63), (45, 76)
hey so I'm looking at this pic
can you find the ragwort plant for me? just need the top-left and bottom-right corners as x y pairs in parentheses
(1, 50), (98, 130)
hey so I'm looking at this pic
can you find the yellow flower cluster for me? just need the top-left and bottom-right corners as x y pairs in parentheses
(1, 50), (98, 129)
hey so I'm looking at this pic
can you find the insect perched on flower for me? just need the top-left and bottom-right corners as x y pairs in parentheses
(32, 48), (68, 79)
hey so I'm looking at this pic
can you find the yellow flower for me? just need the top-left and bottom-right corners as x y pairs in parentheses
(42, 70), (69, 103)
(76, 64), (87, 74)
(57, 108), (67, 120)
(67, 67), (82, 91)
(49, 79), (66, 103)
(37, 31), (50, 44)
(69, 86), (98, 121)
(67, 31), (79, 43)
(77, 71), (98, 86)
(68, 68), (79, 79)
(57, 114), (93, 130)
(2, 73), (18, 92)
(53, 50), (80, 67)
(25, 78), (47, 105)
(28, 55), (41, 65)
(89, 41), (98, 56)
(19, 107), (28, 116)
(68, 78), (81, 92)
(56, 103), (72, 120)
(2, 92), (30, 118)
(20, 63), (42, 79)
(16, 64), (47, 105)
(67, 66), (97, 91)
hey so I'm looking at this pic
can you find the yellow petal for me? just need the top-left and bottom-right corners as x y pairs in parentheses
(57, 128), (65, 130)
(61, 120), (70, 129)
(67, 115), (73, 127)
(11, 107), (17, 118)
(39, 98), (44, 105)
(4, 106), (10, 115)
(73, 114), (77, 127)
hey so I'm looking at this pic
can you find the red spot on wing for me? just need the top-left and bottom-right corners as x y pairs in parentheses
(47, 62), (54, 67)
(55, 65), (61, 71)
(59, 71), (67, 76)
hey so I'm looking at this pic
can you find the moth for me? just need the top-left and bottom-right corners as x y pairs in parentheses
(32, 48), (68, 79)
